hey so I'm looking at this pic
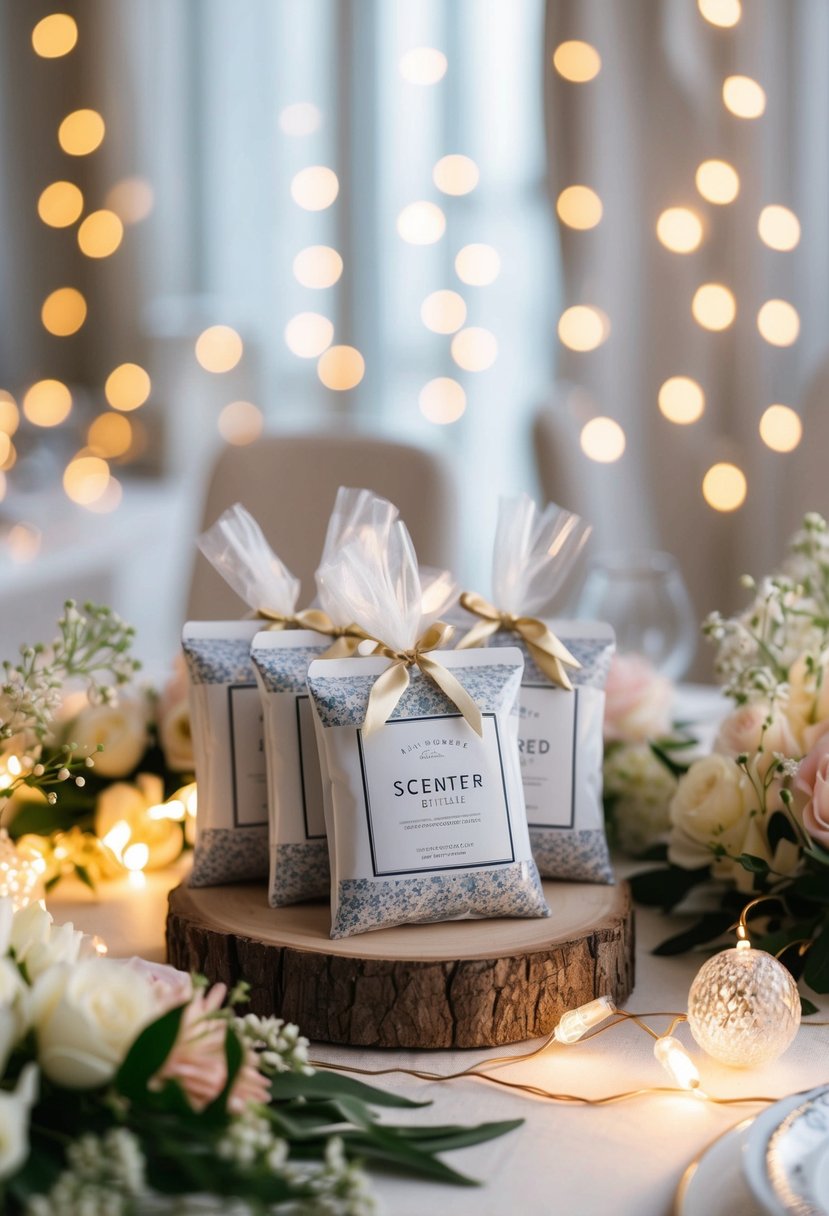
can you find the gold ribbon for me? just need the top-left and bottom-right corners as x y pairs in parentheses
(362, 621), (483, 737)
(256, 607), (372, 657)
(455, 591), (581, 691)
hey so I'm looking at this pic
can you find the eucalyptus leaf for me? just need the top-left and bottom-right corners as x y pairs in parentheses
(273, 1070), (428, 1109)
(804, 920), (829, 993)
(116, 1004), (186, 1100)
(652, 913), (734, 956)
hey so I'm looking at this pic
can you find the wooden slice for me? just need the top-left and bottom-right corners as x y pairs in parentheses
(167, 879), (634, 1049)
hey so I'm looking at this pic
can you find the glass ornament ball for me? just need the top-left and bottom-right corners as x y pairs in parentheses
(687, 947), (801, 1068)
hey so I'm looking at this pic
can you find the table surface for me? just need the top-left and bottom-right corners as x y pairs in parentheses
(48, 686), (829, 1216)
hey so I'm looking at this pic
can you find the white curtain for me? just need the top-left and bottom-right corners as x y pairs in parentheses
(544, 0), (829, 634)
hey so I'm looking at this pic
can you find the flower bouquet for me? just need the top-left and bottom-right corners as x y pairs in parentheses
(631, 513), (829, 1005)
(0, 899), (519, 1214)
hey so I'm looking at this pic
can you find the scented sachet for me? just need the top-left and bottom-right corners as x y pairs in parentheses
(457, 495), (616, 883)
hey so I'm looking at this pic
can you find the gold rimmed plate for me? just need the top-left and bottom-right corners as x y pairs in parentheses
(674, 1117), (759, 1216)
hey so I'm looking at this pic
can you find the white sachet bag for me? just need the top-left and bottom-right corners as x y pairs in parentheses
(184, 504), (320, 887)
(306, 501), (549, 938)
(457, 494), (616, 884)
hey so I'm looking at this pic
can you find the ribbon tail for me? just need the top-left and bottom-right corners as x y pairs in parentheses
(455, 619), (500, 650)
(527, 642), (574, 691)
(321, 635), (361, 660)
(363, 661), (410, 735)
(419, 656), (483, 736)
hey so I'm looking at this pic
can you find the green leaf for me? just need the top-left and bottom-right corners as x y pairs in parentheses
(339, 1126), (482, 1186)
(736, 854), (769, 875)
(5, 801), (73, 839)
(73, 864), (96, 891)
(629, 863), (710, 911)
(652, 913), (735, 956)
(398, 1118), (523, 1155)
(804, 920), (829, 994)
(273, 1070), (428, 1109)
(767, 811), (798, 852)
(805, 840), (829, 868)
(789, 874), (829, 904)
(116, 1004), (185, 1100)
(648, 741), (690, 778)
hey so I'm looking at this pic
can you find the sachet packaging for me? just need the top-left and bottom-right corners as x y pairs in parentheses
(307, 504), (549, 938)
(183, 505), (307, 887)
(457, 495), (616, 884)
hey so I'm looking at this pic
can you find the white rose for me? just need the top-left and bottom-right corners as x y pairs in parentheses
(603, 743), (678, 856)
(71, 700), (149, 778)
(158, 701), (194, 773)
(603, 654), (674, 744)
(31, 957), (157, 1088)
(10, 902), (83, 984)
(0, 958), (30, 1073)
(668, 754), (757, 874)
(0, 1063), (37, 1180)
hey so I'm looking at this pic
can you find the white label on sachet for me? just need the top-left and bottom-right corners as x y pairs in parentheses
(356, 713), (515, 876)
(518, 686), (577, 829)
(296, 695), (326, 839)
(228, 685), (268, 827)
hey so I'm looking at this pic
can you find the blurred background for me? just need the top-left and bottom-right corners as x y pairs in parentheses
(0, 0), (826, 679)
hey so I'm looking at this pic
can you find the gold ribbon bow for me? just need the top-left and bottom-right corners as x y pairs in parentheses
(363, 621), (483, 737)
(455, 591), (581, 691)
(256, 607), (370, 657)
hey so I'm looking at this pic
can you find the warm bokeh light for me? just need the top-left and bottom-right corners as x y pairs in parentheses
(292, 245), (343, 289)
(698, 0), (741, 27)
(290, 166), (339, 210)
(104, 177), (155, 225)
(454, 243), (501, 286)
(702, 462), (746, 511)
(580, 417), (626, 463)
(0, 472), (6, 504)
(77, 209), (124, 258)
(757, 299), (800, 346)
(41, 287), (86, 337)
(279, 102), (322, 137)
(85, 476), (123, 514)
(399, 47), (447, 85)
(758, 204), (801, 251)
(421, 290), (467, 334)
(37, 180), (83, 228)
(0, 435), (11, 470)
(553, 41), (601, 82)
(0, 393), (20, 436)
(105, 363), (151, 411)
(658, 376), (705, 425)
(419, 377), (466, 424)
(317, 345), (365, 390)
(24, 380), (72, 428)
(433, 154), (479, 196)
(556, 185), (603, 229)
(195, 326), (244, 372)
(397, 201), (446, 245)
(217, 400), (264, 445)
(692, 283), (736, 331)
(722, 75), (766, 119)
(558, 305), (608, 351)
(1, 443), (16, 473)
(87, 412), (133, 458)
(32, 13), (78, 57)
(58, 109), (105, 156)
(656, 207), (703, 253)
(451, 327), (498, 371)
(63, 455), (110, 506)
(6, 524), (41, 564)
(695, 159), (740, 205)
(284, 312), (334, 358)
(759, 404), (802, 453)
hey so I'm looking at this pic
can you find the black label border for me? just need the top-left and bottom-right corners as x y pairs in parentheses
(521, 684), (579, 831)
(295, 694), (326, 841)
(227, 683), (268, 829)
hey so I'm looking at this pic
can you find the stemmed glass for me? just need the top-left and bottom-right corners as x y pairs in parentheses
(575, 551), (697, 680)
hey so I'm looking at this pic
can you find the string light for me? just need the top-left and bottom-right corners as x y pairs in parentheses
(279, 102), (322, 137)
(757, 299), (799, 347)
(105, 363), (151, 411)
(63, 455), (110, 506)
(722, 75), (766, 119)
(317, 345), (365, 390)
(698, 0), (741, 27)
(0, 393), (20, 435)
(87, 412), (132, 459)
(658, 376), (705, 425)
(23, 380), (72, 427)
(290, 166), (339, 211)
(58, 109), (105, 155)
(554, 996), (615, 1044)
(656, 207), (703, 253)
(758, 205), (801, 251)
(653, 1036), (701, 1090)
(553, 41), (601, 83)
(32, 13), (78, 58)
(759, 404), (802, 453)
(421, 290), (467, 334)
(580, 417), (626, 463)
(77, 209), (124, 258)
(695, 160), (740, 205)
(419, 377), (466, 425)
(217, 401), (264, 445)
(432, 155), (479, 196)
(195, 326), (244, 372)
(451, 327), (498, 371)
(702, 461), (746, 511)
(556, 185), (603, 230)
(558, 305), (608, 352)
(38, 181), (84, 228)
(691, 283), (735, 331)
(399, 48), (447, 86)
(292, 246), (343, 289)
(284, 313), (333, 359)
(454, 243), (501, 286)
(397, 201), (446, 245)
(41, 287), (87, 337)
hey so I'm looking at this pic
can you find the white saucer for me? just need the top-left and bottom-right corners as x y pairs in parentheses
(743, 1088), (828, 1216)
(675, 1118), (761, 1216)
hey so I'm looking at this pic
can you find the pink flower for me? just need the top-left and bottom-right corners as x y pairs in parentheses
(714, 702), (800, 776)
(603, 654), (673, 744)
(795, 731), (829, 849)
(121, 958), (194, 1012)
(157, 656), (194, 773)
(150, 983), (270, 1113)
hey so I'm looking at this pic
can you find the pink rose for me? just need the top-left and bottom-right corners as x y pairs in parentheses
(603, 654), (673, 743)
(151, 983), (270, 1114)
(714, 702), (800, 776)
(120, 958), (194, 1012)
(795, 731), (829, 849)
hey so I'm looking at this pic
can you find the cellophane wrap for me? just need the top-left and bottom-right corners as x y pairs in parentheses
(469, 495), (616, 884)
(197, 502), (301, 616)
(315, 486), (457, 647)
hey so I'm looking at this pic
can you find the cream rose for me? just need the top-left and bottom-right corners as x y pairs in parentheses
(71, 700), (149, 778)
(158, 700), (193, 773)
(0, 958), (29, 1074)
(603, 654), (673, 743)
(0, 1064), (37, 1180)
(10, 902), (83, 984)
(31, 957), (157, 1088)
(786, 655), (829, 744)
(668, 754), (757, 874)
(714, 701), (800, 775)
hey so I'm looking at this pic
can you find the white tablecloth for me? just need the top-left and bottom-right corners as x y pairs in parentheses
(48, 865), (829, 1216)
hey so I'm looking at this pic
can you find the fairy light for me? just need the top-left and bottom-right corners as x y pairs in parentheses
(692, 283), (735, 331)
(702, 462), (746, 512)
(558, 305), (608, 352)
(656, 207), (703, 253)
(148, 800), (186, 821)
(421, 290), (467, 335)
(432, 155), (479, 196)
(757, 299), (799, 347)
(455, 244), (500, 286)
(290, 166), (339, 211)
(122, 842), (150, 872)
(105, 363), (151, 411)
(722, 75), (766, 119)
(759, 404), (802, 453)
(554, 996), (615, 1044)
(695, 160), (740, 205)
(419, 378), (466, 425)
(653, 1036), (701, 1090)
(102, 820), (131, 862)
(399, 47), (447, 86)
(23, 380), (72, 427)
(698, 0), (741, 27)
(317, 345), (365, 391)
(38, 181), (84, 228)
(397, 202), (446, 245)
(195, 326), (243, 373)
(77, 209), (124, 259)
(758, 205), (800, 251)
(556, 185), (603, 230)
(284, 313), (334, 359)
(580, 417), (626, 462)
(279, 102), (322, 137)
(553, 41), (601, 83)
(41, 287), (87, 337)
(32, 13), (78, 58)
(292, 246), (343, 289)
(58, 109), (105, 156)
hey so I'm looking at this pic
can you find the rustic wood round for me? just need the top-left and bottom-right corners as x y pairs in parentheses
(166, 880), (634, 1049)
